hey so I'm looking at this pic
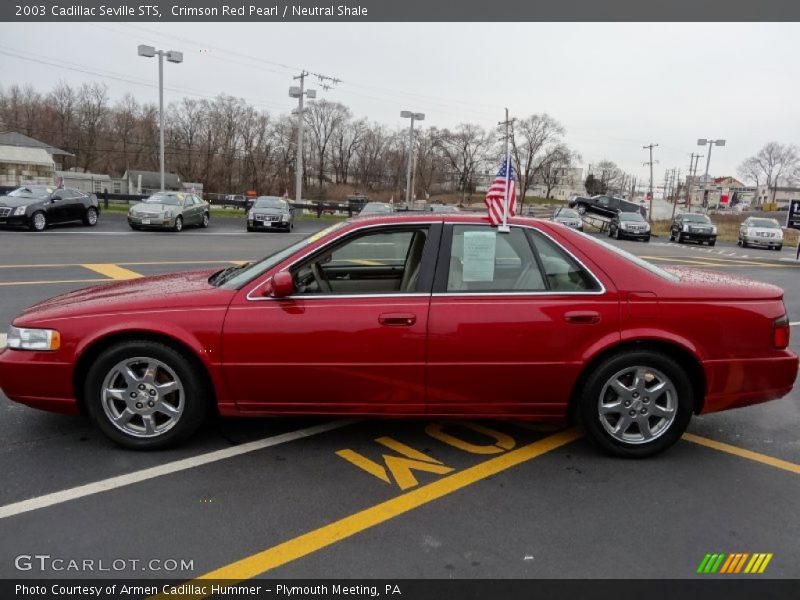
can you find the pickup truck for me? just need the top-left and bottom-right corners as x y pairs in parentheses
(568, 195), (647, 219)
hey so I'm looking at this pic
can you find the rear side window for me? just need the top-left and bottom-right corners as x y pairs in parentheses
(528, 231), (600, 292)
(447, 226), (546, 292)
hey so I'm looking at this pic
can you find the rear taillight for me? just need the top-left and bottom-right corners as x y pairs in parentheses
(773, 315), (790, 349)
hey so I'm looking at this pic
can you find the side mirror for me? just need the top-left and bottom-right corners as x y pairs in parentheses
(269, 271), (295, 298)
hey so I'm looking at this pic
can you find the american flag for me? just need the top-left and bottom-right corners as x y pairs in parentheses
(484, 159), (517, 226)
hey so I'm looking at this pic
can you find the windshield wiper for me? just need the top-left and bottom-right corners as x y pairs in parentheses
(209, 263), (251, 286)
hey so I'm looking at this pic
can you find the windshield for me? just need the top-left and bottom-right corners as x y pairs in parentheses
(8, 186), (52, 200)
(682, 214), (710, 223)
(748, 218), (779, 228)
(619, 212), (645, 222)
(254, 197), (287, 209)
(557, 209), (579, 218)
(217, 221), (349, 289)
(361, 203), (391, 214)
(145, 193), (183, 206)
(580, 232), (680, 282)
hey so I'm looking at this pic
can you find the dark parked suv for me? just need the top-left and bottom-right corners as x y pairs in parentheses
(669, 213), (717, 246)
(568, 195), (646, 219)
(0, 185), (100, 231)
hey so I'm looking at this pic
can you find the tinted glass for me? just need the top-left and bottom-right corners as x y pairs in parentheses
(254, 197), (287, 209)
(747, 218), (779, 228)
(619, 212), (645, 222)
(682, 214), (711, 223)
(447, 226), (545, 292)
(146, 192), (183, 206)
(9, 186), (52, 200)
(529, 231), (600, 292)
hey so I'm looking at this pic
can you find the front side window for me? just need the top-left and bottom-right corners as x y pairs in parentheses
(446, 226), (545, 292)
(292, 227), (429, 295)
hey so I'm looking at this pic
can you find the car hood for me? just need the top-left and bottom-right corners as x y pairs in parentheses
(662, 267), (784, 300)
(15, 269), (236, 324)
(0, 197), (41, 208)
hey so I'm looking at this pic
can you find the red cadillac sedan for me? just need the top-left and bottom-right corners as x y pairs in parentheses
(0, 214), (796, 456)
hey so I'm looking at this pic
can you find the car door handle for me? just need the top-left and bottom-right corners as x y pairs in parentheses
(378, 313), (416, 327)
(564, 311), (601, 324)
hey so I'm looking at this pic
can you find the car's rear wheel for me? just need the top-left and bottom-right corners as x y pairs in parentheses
(577, 350), (693, 457)
(30, 211), (46, 232)
(83, 207), (98, 226)
(173, 216), (183, 232)
(85, 341), (209, 449)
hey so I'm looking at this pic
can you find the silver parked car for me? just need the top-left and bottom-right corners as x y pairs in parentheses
(247, 196), (294, 232)
(359, 202), (393, 216)
(739, 217), (783, 251)
(552, 207), (583, 231)
(128, 192), (209, 232)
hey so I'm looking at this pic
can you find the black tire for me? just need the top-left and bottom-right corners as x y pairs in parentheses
(708, 240), (716, 247)
(246, 225), (255, 232)
(608, 227), (614, 238)
(776, 245), (782, 251)
(173, 216), (183, 232)
(668, 231), (675, 242)
(741, 238), (748, 248)
(83, 206), (99, 227)
(84, 340), (210, 449)
(613, 228), (620, 239)
(644, 235), (651, 243)
(576, 204), (587, 215)
(129, 224), (141, 231)
(29, 211), (47, 232)
(677, 233), (684, 244)
(200, 212), (210, 228)
(577, 350), (694, 458)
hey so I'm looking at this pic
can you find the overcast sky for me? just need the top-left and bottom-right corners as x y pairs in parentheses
(1, 22), (798, 184)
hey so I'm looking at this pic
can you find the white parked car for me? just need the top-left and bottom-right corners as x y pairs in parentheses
(738, 217), (783, 251)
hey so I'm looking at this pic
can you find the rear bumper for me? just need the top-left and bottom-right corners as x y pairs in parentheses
(0, 347), (79, 414)
(701, 353), (799, 413)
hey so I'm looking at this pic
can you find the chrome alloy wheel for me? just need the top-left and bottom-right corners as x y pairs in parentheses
(33, 212), (46, 230)
(597, 365), (678, 444)
(87, 208), (98, 224)
(100, 357), (185, 438)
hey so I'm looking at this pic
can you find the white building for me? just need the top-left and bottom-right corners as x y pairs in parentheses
(55, 169), (112, 194)
(0, 145), (55, 187)
(754, 185), (800, 209)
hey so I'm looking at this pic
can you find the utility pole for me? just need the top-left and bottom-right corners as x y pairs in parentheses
(697, 138), (726, 213)
(643, 143), (658, 222)
(401, 111), (425, 206)
(670, 168), (682, 220)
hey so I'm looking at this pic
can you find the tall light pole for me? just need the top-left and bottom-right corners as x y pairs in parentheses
(697, 138), (726, 212)
(400, 111), (425, 206)
(290, 72), (316, 204)
(138, 45), (183, 192)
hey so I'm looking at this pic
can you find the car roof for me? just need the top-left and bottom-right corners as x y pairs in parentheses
(347, 213), (544, 227)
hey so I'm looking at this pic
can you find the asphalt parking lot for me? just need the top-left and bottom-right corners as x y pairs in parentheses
(0, 213), (798, 583)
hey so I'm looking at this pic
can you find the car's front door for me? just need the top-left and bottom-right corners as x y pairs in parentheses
(426, 224), (620, 418)
(221, 223), (441, 414)
(47, 191), (69, 223)
(64, 189), (86, 221)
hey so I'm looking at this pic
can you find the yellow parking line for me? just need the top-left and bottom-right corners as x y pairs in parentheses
(151, 428), (582, 598)
(81, 264), (143, 280)
(0, 279), (109, 287)
(683, 433), (800, 475)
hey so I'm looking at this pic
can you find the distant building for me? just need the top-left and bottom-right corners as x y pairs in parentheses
(754, 185), (800, 209)
(0, 145), (55, 187)
(56, 169), (112, 194)
(685, 175), (755, 208)
(122, 170), (182, 195)
(0, 132), (73, 170)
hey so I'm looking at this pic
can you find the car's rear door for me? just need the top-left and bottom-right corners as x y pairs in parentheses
(426, 223), (620, 418)
(221, 222), (441, 414)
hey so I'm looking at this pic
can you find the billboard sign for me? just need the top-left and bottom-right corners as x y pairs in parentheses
(788, 199), (800, 230)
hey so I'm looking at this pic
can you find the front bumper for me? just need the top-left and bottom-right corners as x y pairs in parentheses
(0, 347), (79, 414)
(743, 235), (782, 248)
(128, 215), (175, 228)
(681, 232), (716, 243)
(248, 218), (290, 229)
(0, 214), (30, 228)
(617, 229), (650, 240)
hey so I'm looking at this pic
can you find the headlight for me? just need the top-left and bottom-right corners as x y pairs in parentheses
(282, 213), (290, 221)
(747, 228), (756, 235)
(248, 210), (254, 219)
(164, 210), (173, 218)
(7, 326), (60, 351)
(683, 224), (690, 232)
(710, 225), (717, 234)
(13, 206), (26, 216)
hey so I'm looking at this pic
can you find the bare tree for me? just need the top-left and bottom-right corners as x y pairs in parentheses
(738, 142), (799, 203)
(304, 100), (350, 192)
(438, 123), (492, 203)
(75, 83), (109, 171)
(538, 145), (581, 199)
(332, 117), (366, 185)
(509, 114), (565, 204)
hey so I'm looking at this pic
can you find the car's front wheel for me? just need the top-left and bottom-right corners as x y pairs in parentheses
(200, 212), (210, 228)
(30, 211), (47, 232)
(577, 350), (694, 457)
(84, 341), (210, 449)
(173, 216), (183, 232)
(83, 207), (98, 226)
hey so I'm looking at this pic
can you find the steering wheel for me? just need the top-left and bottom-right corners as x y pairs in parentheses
(311, 263), (332, 293)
